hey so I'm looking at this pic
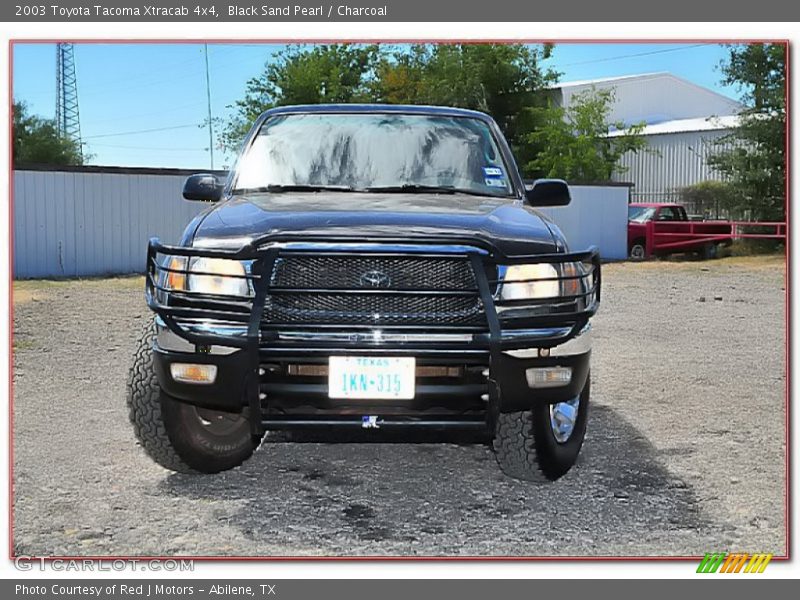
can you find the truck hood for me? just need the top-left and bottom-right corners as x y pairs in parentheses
(190, 192), (561, 256)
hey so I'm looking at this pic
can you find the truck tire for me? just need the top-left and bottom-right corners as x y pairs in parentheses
(126, 321), (261, 474)
(629, 240), (646, 260)
(493, 376), (590, 482)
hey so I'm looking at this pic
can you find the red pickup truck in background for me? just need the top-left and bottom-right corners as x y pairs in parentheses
(627, 203), (733, 260)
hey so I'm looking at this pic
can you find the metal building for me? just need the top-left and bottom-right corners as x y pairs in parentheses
(549, 73), (744, 204)
(12, 166), (224, 278)
(609, 115), (739, 204)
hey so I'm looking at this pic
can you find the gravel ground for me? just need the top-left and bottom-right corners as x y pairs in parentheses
(11, 256), (786, 557)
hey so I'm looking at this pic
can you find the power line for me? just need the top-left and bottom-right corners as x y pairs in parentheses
(87, 142), (208, 151)
(17, 64), (202, 98)
(558, 43), (714, 67)
(17, 44), (271, 102)
(204, 43), (215, 170)
(64, 46), (224, 94)
(86, 101), (206, 125)
(83, 123), (200, 139)
(62, 45), (267, 99)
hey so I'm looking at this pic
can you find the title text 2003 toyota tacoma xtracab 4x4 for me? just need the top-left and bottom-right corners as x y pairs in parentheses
(126, 105), (601, 482)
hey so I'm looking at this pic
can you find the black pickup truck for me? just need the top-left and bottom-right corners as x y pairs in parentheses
(127, 104), (600, 482)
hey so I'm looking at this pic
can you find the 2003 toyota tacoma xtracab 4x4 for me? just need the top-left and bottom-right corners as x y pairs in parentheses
(126, 104), (601, 482)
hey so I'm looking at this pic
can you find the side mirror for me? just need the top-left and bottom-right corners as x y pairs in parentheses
(525, 179), (571, 207)
(183, 174), (222, 202)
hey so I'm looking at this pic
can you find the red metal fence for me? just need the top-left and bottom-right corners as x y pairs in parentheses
(643, 220), (786, 257)
(730, 221), (787, 240)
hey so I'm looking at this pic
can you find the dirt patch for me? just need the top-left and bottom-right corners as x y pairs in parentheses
(607, 253), (786, 272)
(11, 261), (786, 557)
(13, 276), (144, 306)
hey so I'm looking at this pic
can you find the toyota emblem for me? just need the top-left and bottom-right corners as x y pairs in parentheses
(359, 270), (392, 288)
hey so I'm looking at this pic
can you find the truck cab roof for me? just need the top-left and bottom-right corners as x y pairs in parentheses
(258, 103), (496, 122)
(629, 202), (685, 209)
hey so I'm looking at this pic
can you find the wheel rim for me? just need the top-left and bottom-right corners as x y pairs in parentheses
(630, 245), (645, 259)
(549, 396), (580, 443)
(192, 406), (245, 436)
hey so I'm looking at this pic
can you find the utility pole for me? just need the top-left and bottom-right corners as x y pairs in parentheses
(204, 44), (215, 170)
(55, 43), (83, 160)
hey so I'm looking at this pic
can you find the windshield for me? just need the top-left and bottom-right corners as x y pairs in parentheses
(232, 112), (516, 198)
(628, 206), (656, 223)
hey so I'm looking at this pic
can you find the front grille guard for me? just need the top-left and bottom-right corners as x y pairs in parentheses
(146, 237), (600, 435)
(145, 237), (601, 351)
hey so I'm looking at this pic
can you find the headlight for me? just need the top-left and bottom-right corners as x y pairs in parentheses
(187, 257), (249, 297)
(500, 263), (560, 300)
(161, 255), (249, 297)
(500, 262), (587, 301)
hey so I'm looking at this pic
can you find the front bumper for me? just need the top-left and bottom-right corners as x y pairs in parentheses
(153, 318), (592, 415)
(145, 236), (600, 431)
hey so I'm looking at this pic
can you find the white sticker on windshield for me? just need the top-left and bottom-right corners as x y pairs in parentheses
(483, 167), (504, 177)
(485, 178), (507, 187)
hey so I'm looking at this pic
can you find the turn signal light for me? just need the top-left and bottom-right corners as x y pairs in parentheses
(170, 363), (218, 385)
(561, 262), (582, 297)
(525, 367), (572, 388)
(165, 256), (187, 290)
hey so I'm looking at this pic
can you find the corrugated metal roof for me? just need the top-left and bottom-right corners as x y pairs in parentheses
(550, 72), (744, 126)
(551, 72), (667, 89)
(607, 115), (739, 137)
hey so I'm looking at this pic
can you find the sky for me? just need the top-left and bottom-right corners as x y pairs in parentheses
(12, 42), (741, 170)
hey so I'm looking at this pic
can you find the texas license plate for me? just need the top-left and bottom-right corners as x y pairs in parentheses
(328, 356), (416, 399)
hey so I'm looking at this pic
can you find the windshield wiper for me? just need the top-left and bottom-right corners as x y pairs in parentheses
(232, 183), (505, 198)
(362, 184), (494, 198)
(231, 184), (355, 194)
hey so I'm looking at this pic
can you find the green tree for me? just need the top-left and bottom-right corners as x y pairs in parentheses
(219, 44), (382, 151)
(679, 180), (742, 219)
(12, 101), (83, 166)
(220, 43), (557, 170)
(527, 88), (647, 182)
(375, 44), (557, 171)
(708, 43), (786, 221)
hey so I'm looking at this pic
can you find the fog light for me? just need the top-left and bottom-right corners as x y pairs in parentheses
(525, 366), (572, 388)
(170, 363), (217, 385)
